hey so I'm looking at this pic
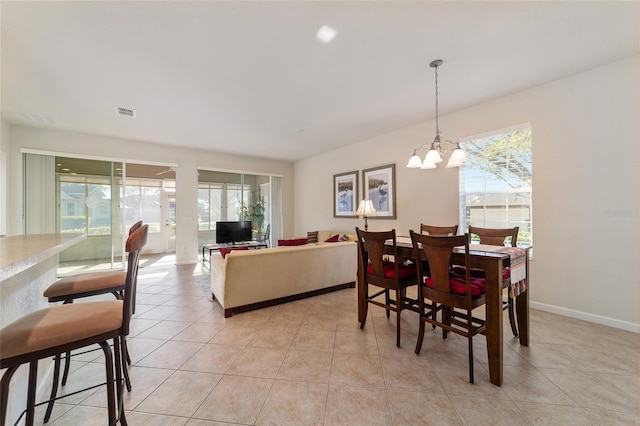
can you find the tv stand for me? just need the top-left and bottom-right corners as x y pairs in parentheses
(202, 241), (268, 262)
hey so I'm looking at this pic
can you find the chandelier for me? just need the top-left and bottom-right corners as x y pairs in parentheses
(406, 59), (467, 169)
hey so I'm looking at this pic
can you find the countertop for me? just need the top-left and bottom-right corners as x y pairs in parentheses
(0, 233), (86, 282)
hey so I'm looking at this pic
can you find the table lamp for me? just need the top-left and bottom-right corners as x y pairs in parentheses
(356, 199), (376, 231)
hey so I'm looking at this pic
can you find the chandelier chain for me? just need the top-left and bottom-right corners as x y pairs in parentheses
(434, 63), (439, 136)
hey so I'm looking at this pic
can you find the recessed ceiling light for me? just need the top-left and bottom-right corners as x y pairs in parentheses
(316, 25), (337, 43)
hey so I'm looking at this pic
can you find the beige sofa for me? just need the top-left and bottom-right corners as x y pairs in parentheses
(209, 241), (357, 317)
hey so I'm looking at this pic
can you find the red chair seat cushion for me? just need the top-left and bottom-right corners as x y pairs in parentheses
(425, 275), (486, 296)
(367, 262), (417, 279)
(218, 246), (249, 258)
(452, 265), (510, 279)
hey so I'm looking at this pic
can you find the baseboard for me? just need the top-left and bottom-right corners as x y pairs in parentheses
(222, 282), (356, 318)
(530, 301), (639, 333)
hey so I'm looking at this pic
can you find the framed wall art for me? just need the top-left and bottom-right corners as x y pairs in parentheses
(333, 170), (359, 218)
(362, 164), (396, 219)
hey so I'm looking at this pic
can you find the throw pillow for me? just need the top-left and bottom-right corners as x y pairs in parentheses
(307, 231), (319, 243)
(218, 246), (249, 258)
(339, 234), (349, 242)
(324, 234), (340, 243)
(278, 238), (308, 247)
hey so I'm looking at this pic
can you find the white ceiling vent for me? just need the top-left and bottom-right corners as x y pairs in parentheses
(16, 111), (57, 125)
(116, 107), (136, 118)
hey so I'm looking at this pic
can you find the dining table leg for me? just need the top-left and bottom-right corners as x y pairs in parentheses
(484, 259), (504, 386)
(516, 290), (529, 346)
(357, 244), (366, 326)
(516, 253), (530, 346)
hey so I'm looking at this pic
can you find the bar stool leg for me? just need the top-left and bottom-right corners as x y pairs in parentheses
(61, 350), (72, 386)
(43, 353), (62, 422)
(98, 341), (116, 426)
(0, 366), (19, 426)
(113, 338), (127, 426)
(26, 361), (38, 425)
(121, 337), (131, 392)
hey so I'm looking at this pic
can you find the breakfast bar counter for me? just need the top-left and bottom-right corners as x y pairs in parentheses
(1, 232), (86, 329)
(1, 233), (85, 282)
(1, 233), (85, 424)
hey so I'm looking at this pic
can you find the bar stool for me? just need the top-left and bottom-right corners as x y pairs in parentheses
(42, 221), (142, 402)
(0, 224), (147, 426)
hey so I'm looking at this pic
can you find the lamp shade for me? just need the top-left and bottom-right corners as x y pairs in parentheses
(406, 152), (423, 168)
(450, 147), (468, 163)
(445, 146), (467, 168)
(356, 199), (376, 216)
(424, 149), (443, 164)
(420, 161), (437, 170)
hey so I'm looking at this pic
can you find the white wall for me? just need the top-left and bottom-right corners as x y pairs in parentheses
(294, 56), (639, 331)
(0, 120), (8, 236)
(5, 126), (295, 264)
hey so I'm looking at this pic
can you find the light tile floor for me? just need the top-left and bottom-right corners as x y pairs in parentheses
(28, 254), (640, 425)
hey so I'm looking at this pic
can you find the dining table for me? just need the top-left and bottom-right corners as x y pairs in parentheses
(357, 235), (531, 386)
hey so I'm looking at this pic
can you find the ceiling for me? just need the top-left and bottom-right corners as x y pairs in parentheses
(2, 1), (638, 162)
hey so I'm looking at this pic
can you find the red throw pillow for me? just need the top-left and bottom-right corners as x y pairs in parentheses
(324, 234), (340, 243)
(277, 238), (308, 247)
(218, 246), (249, 258)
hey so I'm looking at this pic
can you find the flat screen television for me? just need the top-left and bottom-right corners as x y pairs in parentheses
(215, 221), (252, 244)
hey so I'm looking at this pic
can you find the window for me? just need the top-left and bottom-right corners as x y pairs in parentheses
(459, 123), (532, 246)
(123, 179), (162, 233)
(59, 177), (111, 236)
(198, 183), (223, 231)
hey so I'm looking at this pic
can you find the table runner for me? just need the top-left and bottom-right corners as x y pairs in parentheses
(467, 244), (528, 297)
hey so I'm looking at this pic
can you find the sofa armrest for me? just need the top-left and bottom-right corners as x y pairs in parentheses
(209, 252), (226, 304)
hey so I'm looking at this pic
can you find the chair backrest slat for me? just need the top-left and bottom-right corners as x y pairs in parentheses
(356, 227), (397, 281)
(410, 230), (472, 297)
(420, 224), (459, 237)
(468, 225), (518, 247)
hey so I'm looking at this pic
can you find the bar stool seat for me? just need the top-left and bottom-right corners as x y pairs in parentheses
(1, 301), (123, 362)
(0, 302), (126, 426)
(43, 221), (142, 305)
(43, 271), (126, 302)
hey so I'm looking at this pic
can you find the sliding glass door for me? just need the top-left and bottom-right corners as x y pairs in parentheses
(23, 154), (124, 272)
(24, 153), (176, 274)
(197, 169), (282, 248)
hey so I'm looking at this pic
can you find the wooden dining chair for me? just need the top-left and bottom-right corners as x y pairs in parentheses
(0, 224), (147, 426)
(410, 230), (487, 383)
(467, 225), (519, 336)
(42, 221), (143, 399)
(420, 224), (459, 236)
(356, 227), (419, 347)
